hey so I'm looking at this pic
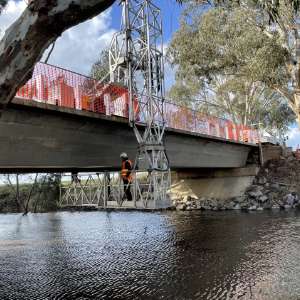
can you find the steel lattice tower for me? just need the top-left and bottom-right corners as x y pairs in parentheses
(109, 0), (170, 206)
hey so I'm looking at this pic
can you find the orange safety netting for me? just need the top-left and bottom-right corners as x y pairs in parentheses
(16, 62), (259, 144)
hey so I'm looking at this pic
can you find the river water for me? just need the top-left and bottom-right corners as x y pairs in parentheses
(0, 210), (300, 300)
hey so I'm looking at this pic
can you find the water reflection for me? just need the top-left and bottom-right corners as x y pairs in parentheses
(0, 210), (299, 299)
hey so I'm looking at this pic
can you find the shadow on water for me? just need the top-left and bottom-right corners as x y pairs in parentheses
(0, 210), (300, 299)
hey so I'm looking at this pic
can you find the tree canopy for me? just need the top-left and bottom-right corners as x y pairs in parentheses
(0, 0), (7, 13)
(90, 48), (110, 83)
(168, 4), (296, 135)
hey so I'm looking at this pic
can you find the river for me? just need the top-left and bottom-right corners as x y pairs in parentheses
(0, 210), (300, 299)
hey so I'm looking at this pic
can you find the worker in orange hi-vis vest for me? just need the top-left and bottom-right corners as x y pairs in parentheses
(120, 153), (133, 201)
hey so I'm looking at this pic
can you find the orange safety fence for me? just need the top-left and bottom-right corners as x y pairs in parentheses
(16, 62), (259, 144)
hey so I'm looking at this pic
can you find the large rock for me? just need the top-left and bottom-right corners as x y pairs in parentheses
(270, 183), (280, 191)
(258, 177), (267, 185)
(268, 192), (280, 202)
(248, 205), (257, 211)
(259, 195), (269, 203)
(176, 203), (186, 211)
(263, 202), (272, 209)
(168, 180), (199, 204)
(246, 185), (264, 192)
(283, 193), (295, 206)
(240, 202), (250, 209)
(233, 204), (241, 210)
(225, 201), (235, 210)
(232, 195), (247, 203)
(272, 205), (280, 209)
(248, 190), (263, 198)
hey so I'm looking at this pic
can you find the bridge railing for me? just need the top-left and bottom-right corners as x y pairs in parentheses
(16, 62), (259, 144)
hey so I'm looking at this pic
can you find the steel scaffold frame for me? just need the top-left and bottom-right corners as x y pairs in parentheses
(109, 0), (170, 207)
(59, 171), (169, 209)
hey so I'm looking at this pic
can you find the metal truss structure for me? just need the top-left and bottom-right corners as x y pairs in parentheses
(60, 173), (108, 207)
(59, 172), (169, 209)
(109, 0), (170, 206)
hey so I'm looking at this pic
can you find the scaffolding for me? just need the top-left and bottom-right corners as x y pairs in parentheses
(109, 0), (170, 207)
(59, 171), (170, 209)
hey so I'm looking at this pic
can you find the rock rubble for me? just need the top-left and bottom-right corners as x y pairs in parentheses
(172, 147), (300, 212)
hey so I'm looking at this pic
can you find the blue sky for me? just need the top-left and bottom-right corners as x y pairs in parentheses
(110, 0), (182, 42)
(0, 1), (182, 76)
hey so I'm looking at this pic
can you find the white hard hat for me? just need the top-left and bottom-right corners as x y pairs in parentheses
(120, 152), (128, 159)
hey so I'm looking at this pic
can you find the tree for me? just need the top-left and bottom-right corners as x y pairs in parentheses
(0, 0), (7, 12)
(176, 0), (300, 14)
(0, 173), (61, 213)
(175, 0), (300, 125)
(0, 0), (115, 112)
(168, 6), (295, 134)
(90, 48), (110, 83)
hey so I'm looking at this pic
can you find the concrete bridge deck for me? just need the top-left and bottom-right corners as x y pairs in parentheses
(0, 98), (258, 173)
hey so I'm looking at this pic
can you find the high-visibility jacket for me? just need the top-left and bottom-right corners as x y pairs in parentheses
(121, 159), (133, 182)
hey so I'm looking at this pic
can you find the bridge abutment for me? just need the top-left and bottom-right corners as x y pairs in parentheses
(169, 166), (259, 203)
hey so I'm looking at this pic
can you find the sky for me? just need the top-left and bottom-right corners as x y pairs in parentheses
(0, 0), (299, 148)
(0, 0), (181, 86)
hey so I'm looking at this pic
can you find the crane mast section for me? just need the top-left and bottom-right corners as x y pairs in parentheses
(109, 0), (170, 206)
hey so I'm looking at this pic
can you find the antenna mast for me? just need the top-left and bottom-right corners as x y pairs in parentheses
(109, 0), (170, 207)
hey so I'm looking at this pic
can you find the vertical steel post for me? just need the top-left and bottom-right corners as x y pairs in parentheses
(258, 123), (264, 166)
(109, 0), (170, 207)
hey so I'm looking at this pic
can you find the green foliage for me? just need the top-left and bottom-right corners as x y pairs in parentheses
(168, 5), (295, 134)
(169, 7), (288, 85)
(176, 0), (300, 18)
(33, 174), (60, 212)
(260, 97), (295, 136)
(0, 0), (7, 7)
(0, 174), (60, 213)
(90, 48), (110, 83)
(0, 185), (19, 212)
(0, 0), (7, 13)
(252, 0), (300, 22)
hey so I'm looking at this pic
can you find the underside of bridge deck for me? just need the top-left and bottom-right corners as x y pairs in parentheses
(0, 99), (257, 173)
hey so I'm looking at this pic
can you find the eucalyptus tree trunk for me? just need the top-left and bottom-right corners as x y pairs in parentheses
(6, 174), (21, 211)
(33, 174), (48, 213)
(294, 92), (300, 127)
(23, 173), (38, 216)
(16, 174), (20, 209)
(0, 0), (115, 111)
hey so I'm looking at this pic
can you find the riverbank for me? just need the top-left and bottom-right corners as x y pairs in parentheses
(172, 147), (300, 212)
(0, 175), (59, 213)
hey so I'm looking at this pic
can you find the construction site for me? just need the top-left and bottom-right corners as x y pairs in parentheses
(5, 0), (264, 211)
(1, 1), (300, 300)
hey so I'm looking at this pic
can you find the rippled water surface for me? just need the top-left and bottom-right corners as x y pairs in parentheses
(1, 210), (300, 299)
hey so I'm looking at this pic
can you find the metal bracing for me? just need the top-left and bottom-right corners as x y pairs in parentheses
(59, 172), (170, 209)
(109, 0), (170, 205)
(59, 173), (108, 207)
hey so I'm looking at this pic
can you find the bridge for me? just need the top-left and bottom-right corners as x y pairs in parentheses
(0, 63), (258, 173)
(0, 63), (259, 209)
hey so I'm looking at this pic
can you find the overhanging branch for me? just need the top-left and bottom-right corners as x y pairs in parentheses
(0, 0), (115, 110)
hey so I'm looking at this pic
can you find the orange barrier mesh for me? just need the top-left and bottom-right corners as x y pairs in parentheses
(16, 62), (259, 144)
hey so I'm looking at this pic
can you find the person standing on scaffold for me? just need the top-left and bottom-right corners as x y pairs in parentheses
(120, 153), (133, 201)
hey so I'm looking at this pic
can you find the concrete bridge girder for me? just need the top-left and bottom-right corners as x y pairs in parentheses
(0, 99), (257, 173)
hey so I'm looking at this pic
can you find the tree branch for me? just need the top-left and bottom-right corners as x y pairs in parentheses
(0, 0), (115, 111)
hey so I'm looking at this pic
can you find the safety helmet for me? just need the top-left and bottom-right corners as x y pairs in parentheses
(120, 152), (128, 159)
